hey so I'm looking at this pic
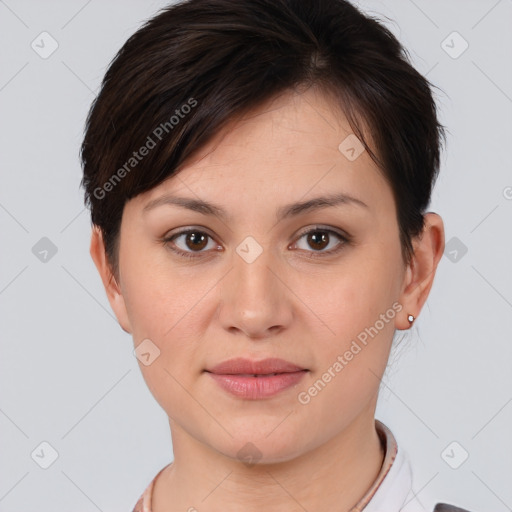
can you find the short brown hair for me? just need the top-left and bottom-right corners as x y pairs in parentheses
(81, 0), (446, 279)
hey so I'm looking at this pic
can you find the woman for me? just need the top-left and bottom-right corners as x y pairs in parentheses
(81, 0), (474, 510)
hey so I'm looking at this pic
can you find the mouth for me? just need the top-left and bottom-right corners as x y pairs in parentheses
(204, 357), (308, 399)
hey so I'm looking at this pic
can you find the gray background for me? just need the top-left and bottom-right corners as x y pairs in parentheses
(0, 0), (511, 510)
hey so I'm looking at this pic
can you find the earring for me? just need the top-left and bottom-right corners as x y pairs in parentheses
(407, 314), (415, 325)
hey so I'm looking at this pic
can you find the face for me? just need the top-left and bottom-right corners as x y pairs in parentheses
(99, 87), (416, 464)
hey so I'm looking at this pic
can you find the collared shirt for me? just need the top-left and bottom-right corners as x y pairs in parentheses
(132, 419), (428, 512)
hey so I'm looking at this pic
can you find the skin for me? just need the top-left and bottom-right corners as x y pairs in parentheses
(90, 86), (444, 512)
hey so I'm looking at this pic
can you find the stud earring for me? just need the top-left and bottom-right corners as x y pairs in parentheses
(407, 314), (415, 325)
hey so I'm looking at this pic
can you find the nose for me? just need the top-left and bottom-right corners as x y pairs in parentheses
(216, 243), (293, 339)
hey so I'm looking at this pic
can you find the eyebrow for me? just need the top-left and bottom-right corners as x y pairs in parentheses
(142, 192), (368, 222)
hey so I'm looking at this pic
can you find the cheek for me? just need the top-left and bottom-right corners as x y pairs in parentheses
(297, 248), (401, 390)
(120, 241), (211, 340)
(120, 249), (215, 382)
(306, 256), (400, 343)
(293, 272), (396, 432)
(125, 271), (209, 415)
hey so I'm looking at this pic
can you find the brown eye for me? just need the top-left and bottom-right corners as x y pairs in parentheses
(306, 231), (330, 251)
(184, 231), (208, 251)
(164, 228), (219, 259)
(293, 227), (349, 257)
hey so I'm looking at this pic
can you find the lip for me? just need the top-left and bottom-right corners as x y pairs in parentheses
(206, 357), (306, 375)
(205, 358), (308, 399)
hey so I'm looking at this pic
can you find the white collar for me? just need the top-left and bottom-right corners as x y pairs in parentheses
(360, 421), (428, 512)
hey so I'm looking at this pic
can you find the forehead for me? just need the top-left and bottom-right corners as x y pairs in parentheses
(131, 87), (392, 217)
(183, 87), (357, 168)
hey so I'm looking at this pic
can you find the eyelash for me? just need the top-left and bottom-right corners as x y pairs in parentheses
(161, 226), (351, 261)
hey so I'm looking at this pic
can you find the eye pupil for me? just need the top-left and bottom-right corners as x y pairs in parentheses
(308, 231), (329, 251)
(186, 232), (208, 251)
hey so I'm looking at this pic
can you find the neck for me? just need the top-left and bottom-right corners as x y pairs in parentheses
(152, 405), (385, 512)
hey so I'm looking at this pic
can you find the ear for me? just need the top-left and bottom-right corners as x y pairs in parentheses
(396, 212), (445, 330)
(89, 226), (132, 334)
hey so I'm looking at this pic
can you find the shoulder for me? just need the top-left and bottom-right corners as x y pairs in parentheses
(433, 504), (476, 512)
(370, 421), (477, 512)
